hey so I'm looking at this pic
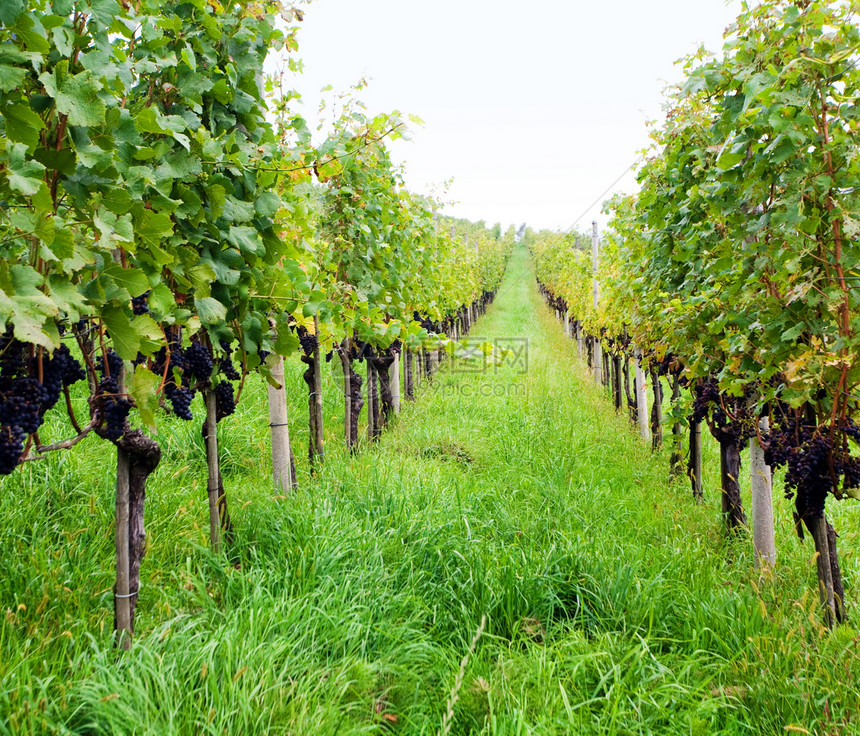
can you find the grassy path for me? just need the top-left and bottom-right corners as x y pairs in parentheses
(2, 246), (859, 735)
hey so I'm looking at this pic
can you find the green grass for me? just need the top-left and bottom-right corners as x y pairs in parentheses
(2, 245), (860, 735)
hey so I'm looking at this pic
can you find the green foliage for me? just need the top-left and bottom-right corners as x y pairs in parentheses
(0, 0), (314, 433)
(308, 105), (513, 351)
(2, 249), (857, 734)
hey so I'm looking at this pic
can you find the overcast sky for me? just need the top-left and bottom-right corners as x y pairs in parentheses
(283, 0), (742, 233)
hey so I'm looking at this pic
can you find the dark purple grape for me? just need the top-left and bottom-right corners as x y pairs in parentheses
(98, 376), (132, 441)
(57, 345), (86, 386)
(39, 354), (63, 413)
(96, 350), (123, 380)
(169, 386), (194, 421)
(214, 380), (235, 420)
(185, 342), (213, 382)
(297, 327), (317, 356)
(220, 357), (241, 381)
(0, 377), (46, 434)
(0, 424), (25, 474)
(131, 292), (150, 315)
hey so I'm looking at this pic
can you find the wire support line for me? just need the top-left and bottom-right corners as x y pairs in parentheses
(565, 156), (643, 234)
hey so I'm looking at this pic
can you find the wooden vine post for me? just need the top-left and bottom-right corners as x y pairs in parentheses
(267, 356), (298, 492)
(634, 348), (650, 441)
(591, 221), (601, 384)
(750, 416), (775, 568)
(390, 348), (401, 413)
(114, 395), (132, 649)
(204, 389), (221, 553)
(312, 316), (325, 461)
(202, 388), (235, 551)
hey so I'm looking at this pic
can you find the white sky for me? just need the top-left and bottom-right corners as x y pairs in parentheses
(283, 0), (742, 233)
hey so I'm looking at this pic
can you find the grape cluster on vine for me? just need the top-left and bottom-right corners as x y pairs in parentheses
(0, 424), (26, 474)
(219, 340), (242, 381)
(185, 342), (214, 383)
(131, 292), (150, 316)
(151, 335), (238, 422)
(655, 352), (682, 379)
(0, 337), (86, 474)
(413, 311), (434, 333)
(169, 386), (194, 421)
(297, 326), (318, 357)
(152, 337), (194, 421)
(690, 377), (755, 448)
(95, 350), (123, 381)
(764, 418), (860, 520)
(97, 376), (132, 441)
(215, 380), (236, 420)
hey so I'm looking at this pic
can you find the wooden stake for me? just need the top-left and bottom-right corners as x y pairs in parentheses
(634, 348), (650, 441)
(114, 444), (132, 649)
(312, 317), (324, 461)
(204, 389), (221, 553)
(390, 349), (401, 413)
(591, 221), (601, 384)
(267, 356), (297, 492)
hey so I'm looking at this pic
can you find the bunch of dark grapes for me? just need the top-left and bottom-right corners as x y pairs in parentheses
(218, 340), (241, 381)
(0, 337), (89, 474)
(95, 349), (123, 380)
(97, 377), (132, 441)
(762, 421), (852, 519)
(57, 344), (86, 386)
(413, 312), (434, 332)
(0, 424), (26, 474)
(691, 377), (755, 448)
(220, 357), (241, 380)
(167, 337), (187, 373)
(40, 352), (65, 412)
(0, 376), (46, 435)
(843, 419), (860, 444)
(656, 352), (682, 378)
(131, 292), (150, 315)
(152, 342), (195, 421)
(214, 380), (235, 420)
(185, 342), (213, 382)
(691, 378), (720, 424)
(297, 326), (318, 356)
(36, 345), (84, 413)
(169, 386), (194, 421)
